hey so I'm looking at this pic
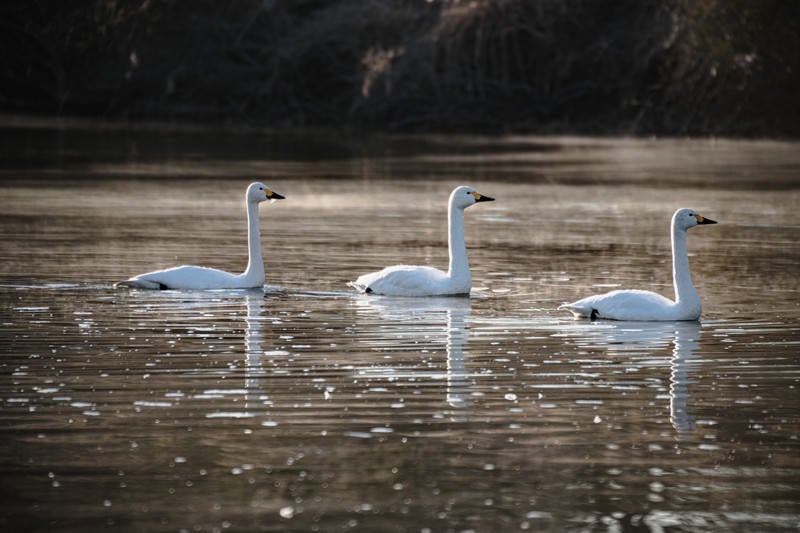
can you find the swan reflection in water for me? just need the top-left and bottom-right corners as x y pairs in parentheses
(352, 295), (474, 414)
(119, 287), (275, 416)
(243, 290), (267, 411)
(565, 319), (702, 435)
(444, 300), (471, 410)
(667, 321), (701, 433)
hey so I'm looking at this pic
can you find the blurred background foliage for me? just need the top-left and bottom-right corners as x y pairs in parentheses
(1, 0), (798, 136)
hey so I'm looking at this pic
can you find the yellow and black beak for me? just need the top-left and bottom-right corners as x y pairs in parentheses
(695, 214), (717, 225)
(266, 189), (285, 200)
(470, 191), (495, 203)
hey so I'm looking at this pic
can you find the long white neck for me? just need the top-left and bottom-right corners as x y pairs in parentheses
(671, 223), (698, 307)
(447, 203), (470, 283)
(242, 200), (265, 283)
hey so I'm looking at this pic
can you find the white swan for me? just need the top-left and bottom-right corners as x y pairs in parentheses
(350, 186), (494, 296)
(561, 208), (717, 321)
(117, 182), (285, 290)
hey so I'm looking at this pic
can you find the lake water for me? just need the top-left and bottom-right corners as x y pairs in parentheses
(1, 117), (799, 532)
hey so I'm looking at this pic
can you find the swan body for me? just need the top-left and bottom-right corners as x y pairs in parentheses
(117, 182), (284, 290)
(350, 186), (494, 296)
(561, 208), (717, 321)
(118, 265), (260, 291)
(563, 289), (693, 321)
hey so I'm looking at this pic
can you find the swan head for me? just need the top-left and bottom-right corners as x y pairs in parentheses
(672, 208), (717, 231)
(247, 182), (285, 204)
(450, 185), (495, 210)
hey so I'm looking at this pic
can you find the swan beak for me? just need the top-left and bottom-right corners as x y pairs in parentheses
(266, 190), (285, 201)
(471, 192), (495, 202)
(695, 214), (717, 225)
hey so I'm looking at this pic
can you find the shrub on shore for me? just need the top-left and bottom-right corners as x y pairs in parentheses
(1, 0), (797, 136)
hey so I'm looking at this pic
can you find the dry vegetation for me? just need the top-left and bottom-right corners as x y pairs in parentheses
(1, 0), (798, 136)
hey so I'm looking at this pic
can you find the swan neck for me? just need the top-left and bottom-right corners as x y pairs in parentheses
(243, 200), (264, 281)
(447, 204), (469, 279)
(671, 224), (696, 305)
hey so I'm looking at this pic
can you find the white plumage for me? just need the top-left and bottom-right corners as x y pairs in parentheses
(350, 186), (494, 297)
(117, 182), (284, 290)
(561, 208), (717, 321)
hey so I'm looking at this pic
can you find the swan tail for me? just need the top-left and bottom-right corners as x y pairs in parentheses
(348, 281), (371, 294)
(115, 278), (167, 290)
(559, 301), (595, 319)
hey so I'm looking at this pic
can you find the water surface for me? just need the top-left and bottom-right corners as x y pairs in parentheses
(1, 119), (799, 532)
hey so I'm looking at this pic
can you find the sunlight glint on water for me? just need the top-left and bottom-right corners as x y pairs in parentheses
(0, 125), (798, 532)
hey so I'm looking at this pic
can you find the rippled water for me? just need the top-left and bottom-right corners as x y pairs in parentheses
(1, 119), (799, 532)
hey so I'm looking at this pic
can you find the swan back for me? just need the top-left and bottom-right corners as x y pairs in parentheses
(562, 290), (687, 321)
(352, 265), (459, 296)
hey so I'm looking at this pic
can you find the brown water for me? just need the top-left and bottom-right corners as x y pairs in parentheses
(1, 118), (799, 532)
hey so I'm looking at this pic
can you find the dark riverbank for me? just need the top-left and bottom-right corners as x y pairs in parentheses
(2, 0), (798, 137)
